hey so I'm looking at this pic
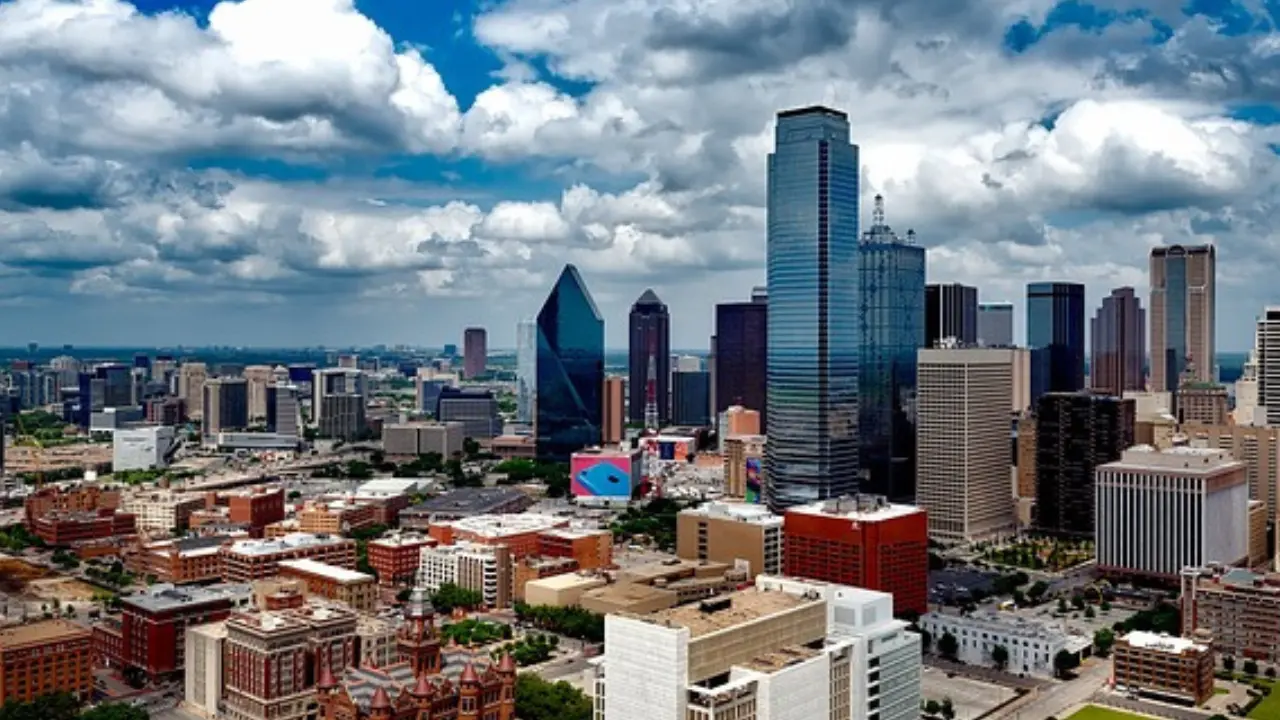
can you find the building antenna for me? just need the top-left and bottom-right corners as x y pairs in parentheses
(873, 194), (886, 230)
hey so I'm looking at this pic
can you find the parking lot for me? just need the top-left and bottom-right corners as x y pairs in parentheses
(920, 666), (1019, 720)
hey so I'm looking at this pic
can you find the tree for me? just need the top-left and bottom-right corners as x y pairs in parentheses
(431, 583), (483, 614)
(1084, 606), (1095, 619)
(1223, 655), (1235, 672)
(514, 674), (592, 720)
(1071, 595), (1085, 611)
(1100, 600), (1111, 612)
(924, 700), (941, 717)
(1093, 628), (1115, 657)
(0, 692), (81, 720)
(1057, 597), (1069, 614)
(1243, 659), (1259, 676)
(991, 644), (1009, 671)
(938, 632), (959, 661)
(1266, 666), (1277, 679)
(1027, 580), (1049, 602)
(940, 698), (956, 720)
(80, 705), (149, 720)
(1053, 650), (1078, 679)
(919, 629), (933, 654)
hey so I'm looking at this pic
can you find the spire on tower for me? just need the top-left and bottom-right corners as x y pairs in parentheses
(872, 194), (885, 230)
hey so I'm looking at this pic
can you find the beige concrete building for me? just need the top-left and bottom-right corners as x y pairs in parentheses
(381, 421), (465, 459)
(524, 573), (609, 608)
(1182, 565), (1280, 665)
(1183, 422), (1280, 526)
(355, 614), (398, 669)
(579, 559), (743, 615)
(417, 541), (513, 609)
(723, 434), (765, 498)
(183, 620), (226, 718)
(676, 501), (782, 578)
(917, 347), (1017, 542)
(1126, 390), (1177, 449)
(243, 365), (274, 422)
(277, 559), (377, 612)
(1150, 244), (1216, 393)
(122, 490), (205, 534)
(1249, 500), (1269, 569)
(1177, 381), (1229, 425)
(1015, 412), (1036, 499)
(179, 362), (209, 420)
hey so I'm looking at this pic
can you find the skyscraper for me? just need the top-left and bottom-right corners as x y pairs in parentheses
(671, 370), (711, 426)
(1150, 245), (1216, 392)
(627, 289), (670, 426)
(857, 195), (925, 500)
(1255, 308), (1280, 427)
(1090, 287), (1146, 395)
(536, 265), (604, 461)
(977, 302), (1014, 347)
(203, 377), (249, 438)
(601, 376), (624, 444)
(765, 106), (860, 510)
(515, 319), (536, 425)
(925, 283), (978, 346)
(463, 327), (487, 379)
(1033, 392), (1134, 538)
(714, 289), (767, 429)
(1026, 282), (1085, 403)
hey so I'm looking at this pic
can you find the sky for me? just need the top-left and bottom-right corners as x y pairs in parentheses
(1, 0), (1279, 350)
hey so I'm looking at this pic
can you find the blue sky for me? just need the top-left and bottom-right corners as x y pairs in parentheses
(1, 0), (1280, 350)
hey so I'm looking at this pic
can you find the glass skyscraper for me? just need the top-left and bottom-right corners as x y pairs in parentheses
(515, 318), (536, 424)
(765, 106), (861, 510)
(535, 264), (604, 461)
(714, 289), (768, 429)
(858, 195), (925, 501)
(628, 289), (671, 426)
(1027, 282), (1086, 403)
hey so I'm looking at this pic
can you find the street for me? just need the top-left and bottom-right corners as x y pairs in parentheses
(992, 658), (1112, 720)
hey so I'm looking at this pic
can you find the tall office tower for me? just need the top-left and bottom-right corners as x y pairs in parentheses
(715, 289), (768, 430)
(313, 368), (367, 441)
(265, 384), (300, 437)
(589, 575), (921, 720)
(1033, 392), (1135, 538)
(1090, 287), (1146, 395)
(242, 365), (274, 422)
(179, 362), (208, 420)
(96, 363), (133, 407)
(628, 289), (671, 426)
(857, 194), (925, 500)
(536, 264), (604, 461)
(1026, 282), (1086, 403)
(463, 327), (487, 379)
(671, 370), (711, 426)
(515, 319), (536, 425)
(1233, 348), (1261, 426)
(925, 283), (978, 346)
(1150, 244), (1216, 392)
(601, 377), (624, 444)
(1097, 446), (1248, 581)
(1256, 308), (1280, 427)
(916, 347), (1017, 542)
(202, 377), (249, 438)
(977, 302), (1014, 347)
(765, 106), (861, 510)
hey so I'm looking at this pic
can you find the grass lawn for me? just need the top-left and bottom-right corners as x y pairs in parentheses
(1065, 706), (1154, 720)
(1248, 682), (1280, 719)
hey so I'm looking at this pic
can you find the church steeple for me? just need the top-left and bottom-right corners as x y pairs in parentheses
(397, 585), (442, 676)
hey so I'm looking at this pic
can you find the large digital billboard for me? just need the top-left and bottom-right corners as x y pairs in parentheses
(570, 452), (637, 499)
(641, 435), (693, 463)
(744, 457), (763, 503)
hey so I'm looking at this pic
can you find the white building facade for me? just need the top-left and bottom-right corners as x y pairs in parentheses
(112, 425), (175, 471)
(184, 621), (227, 718)
(918, 612), (1080, 678)
(416, 541), (508, 607)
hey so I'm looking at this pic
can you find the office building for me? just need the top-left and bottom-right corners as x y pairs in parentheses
(715, 290), (768, 431)
(278, 559), (377, 612)
(765, 106), (861, 510)
(1177, 379), (1229, 425)
(589, 575), (921, 720)
(601, 376), (625, 444)
(1090, 287), (1146, 395)
(184, 621), (226, 718)
(354, 614), (398, 669)
(435, 387), (501, 440)
(978, 301), (1014, 347)
(725, 434), (767, 500)
(629, 289), (671, 426)
(179, 362), (209, 420)
(128, 536), (232, 585)
(783, 495), (928, 616)
(536, 264), (604, 461)
(722, 405), (761, 438)
(367, 533), (437, 586)
(414, 370), (458, 416)
(314, 368), (366, 441)
(24, 484), (120, 524)
(1181, 565), (1280, 665)
(31, 508), (136, 545)
(226, 486), (287, 537)
(916, 347), (1017, 542)
(221, 533), (358, 582)
(1033, 393), (1134, 537)
(917, 612), (1086, 678)
(265, 383), (301, 437)
(1150, 244), (1216, 392)
(417, 541), (513, 608)
(1015, 412), (1037, 500)
(298, 499), (377, 534)
(243, 365), (274, 421)
(1027, 282), (1086, 402)
(1181, 422), (1280, 528)
(925, 283), (977, 346)
(1249, 500), (1269, 568)
(122, 490), (205, 534)
(516, 318), (537, 424)
(858, 195), (925, 499)
(1234, 348), (1261, 426)
(1256, 308), (1280, 427)
(1097, 446), (1249, 581)
(463, 327), (487, 379)
(381, 421), (465, 459)
(0, 621), (93, 704)
(398, 487), (534, 527)
(672, 370), (711, 426)
(1113, 632), (1214, 706)
(676, 501), (783, 578)
(113, 424), (176, 471)
(426, 513), (571, 558)
(203, 377), (249, 438)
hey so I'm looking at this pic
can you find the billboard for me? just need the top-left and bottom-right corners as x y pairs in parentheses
(641, 435), (693, 463)
(570, 452), (637, 499)
(744, 457), (763, 503)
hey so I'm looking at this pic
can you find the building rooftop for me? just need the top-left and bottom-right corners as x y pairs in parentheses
(1124, 631), (1208, 654)
(279, 558), (374, 584)
(445, 513), (565, 538)
(368, 532), (436, 549)
(681, 501), (781, 525)
(0, 619), (90, 649)
(740, 645), (822, 673)
(122, 582), (253, 612)
(226, 532), (351, 556)
(228, 610), (310, 634)
(1107, 445), (1245, 472)
(528, 572), (608, 591)
(404, 486), (531, 517)
(540, 526), (610, 540)
(922, 611), (1071, 642)
(355, 478), (422, 496)
(188, 621), (228, 639)
(639, 586), (816, 638)
(787, 494), (922, 523)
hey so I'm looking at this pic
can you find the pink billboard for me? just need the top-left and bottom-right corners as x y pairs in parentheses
(570, 452), (637, 499)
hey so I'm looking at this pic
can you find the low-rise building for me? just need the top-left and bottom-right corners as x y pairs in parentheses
(367, 533), (437, 586)
(579, 559), (744, 615)
(918, 611), (1088, 678)
(221, 533), (358, 582)
(398, 487), (534, 528)
(524, 572), (608, 608)
(264, 518), (301, 538)
(0, 621), (93, 704)
(1182, 566), (1280, 665)
(278, 559), (378, 612)
(32, 508), (136, 545)
(122, 490), (205, 534)
(355, 615), (398, 669)
(427, 513), (568, 558)
(298, 499), (378, 534)
(23, 484), (120, 525)
(514, 556), (580, 601)
(1113, 631), (1215, 706)
(417, 541), (513, 609)
(491, 434), (536, 460)
(226, 486), (286, 538)
(382, 421), (465, 459)
(113, 425), (176, 471)
(537, 527), (613, 570)
(128, 535), (232, 585)
(677, 501), (782, 579)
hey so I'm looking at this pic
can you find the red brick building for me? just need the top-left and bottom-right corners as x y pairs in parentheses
(220, 533), (358, 582)
(227, 486), (286, 538)
(368, 533), (438, 586)
(32, 509), (136, 546)
(0, 621), (93, 704)
(24, 485), (120, 525)
(783, 495), (928, 616)
(126, 536), (232, 585)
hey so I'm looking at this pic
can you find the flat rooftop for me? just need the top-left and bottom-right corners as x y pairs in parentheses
(741, 644), (822, 673)
(368, 533), (435, 549)
(529, 573), (608, 591)
(227, 532), (350, 556)
(1107, 445), (1244, 472)
(123, 582), (253, 612)
(641, 586), (815, 638)
(1125, 631), (1208, 653)
(446, 513), (564, 538)
(405, 486), (530, 516)
(279, 558), (373, 584)
(788, 495), (922, 523)
(682, 501), (781, 525)
(0, 620), (90, 649)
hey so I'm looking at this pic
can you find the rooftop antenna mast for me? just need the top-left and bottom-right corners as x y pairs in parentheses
(644, 334), (659, 431)
(872, 194), (886, 230)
